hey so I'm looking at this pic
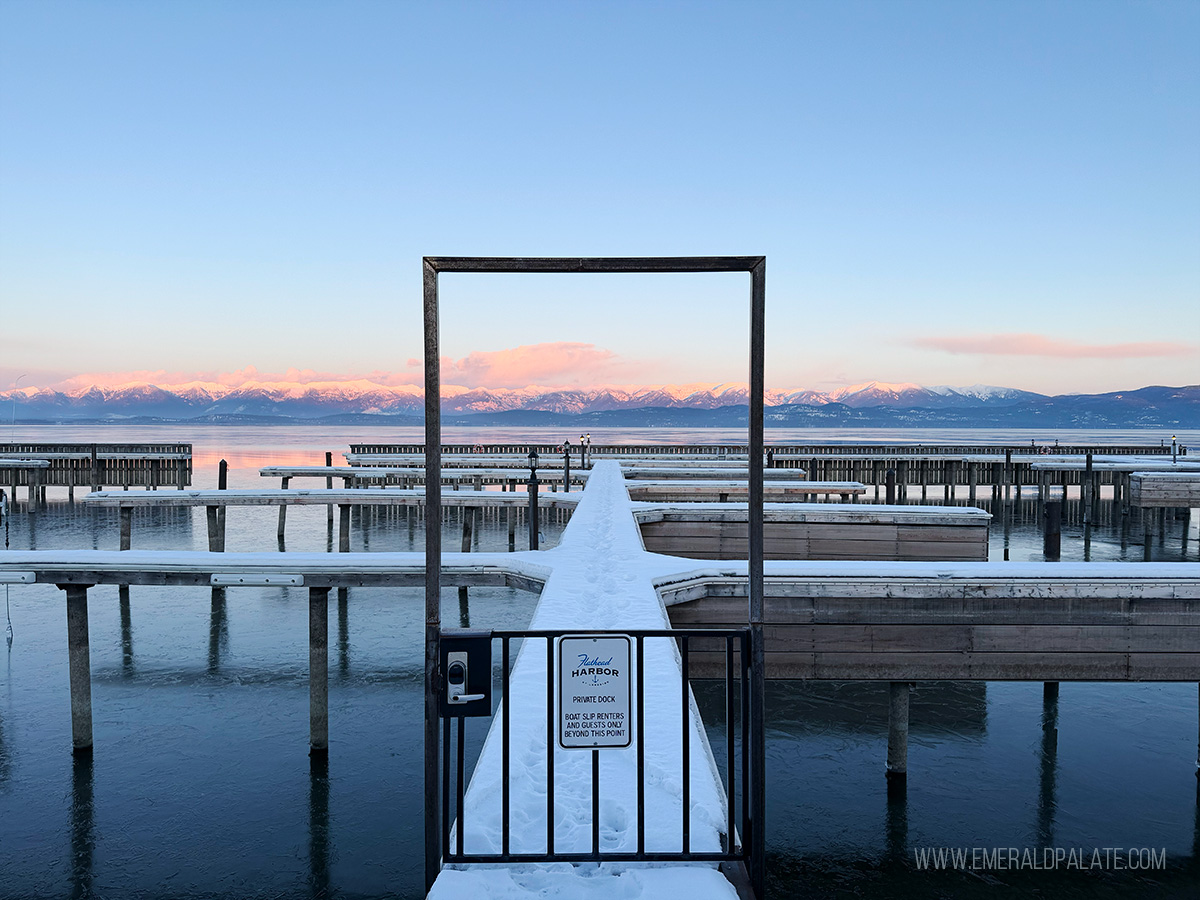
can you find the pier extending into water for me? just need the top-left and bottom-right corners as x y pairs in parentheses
(1, 442), (192, 503)
(3, 461), (1198, 900)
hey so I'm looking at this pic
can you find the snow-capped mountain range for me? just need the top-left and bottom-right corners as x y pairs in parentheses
(1, 380), (1039, 418)
(1, 380), (1196, 427)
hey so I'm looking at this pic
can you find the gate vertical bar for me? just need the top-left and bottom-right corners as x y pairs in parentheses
(637, 635), (646, 858)
(592, 749), (600, 857)
(456, 717), (466, 857)
(546, 637), (555, 856)
(681, 634), (691, 855)
(502, 635), (511, 858)
(748, 258), (767, 898)
(725, 635), (735, 854)
(423, 258), (443, 891)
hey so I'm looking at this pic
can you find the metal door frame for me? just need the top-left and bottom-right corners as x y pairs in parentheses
(423, 256), (766, 896)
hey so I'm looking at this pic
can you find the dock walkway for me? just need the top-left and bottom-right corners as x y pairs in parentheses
(4, 461), (1198, 899)
(428, 461), (738, 899)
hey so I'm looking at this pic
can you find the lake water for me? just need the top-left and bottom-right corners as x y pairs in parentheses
(1, 425), (1197, 898)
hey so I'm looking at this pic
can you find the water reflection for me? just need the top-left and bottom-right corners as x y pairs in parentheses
(0, 696), (9, 787)
(309, 754), (331, 899)
(1194, 774), (1200, 866)
(757, 681), (988, 736)
(884, 776), (907, 862)
(208, 587), (228, 674)
(1037, 682), (1060, 847)
(458, 587), (471, 628)
(119, 585), (134, 676)
(337, 588), (349, 678)
(70, 752), (94, 900)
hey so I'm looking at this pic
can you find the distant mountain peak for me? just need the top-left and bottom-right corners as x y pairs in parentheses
(2, 379), (1195, 428)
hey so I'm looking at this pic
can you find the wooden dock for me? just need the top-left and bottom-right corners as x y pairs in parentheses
(661, 563), (1200, 681)
(1126, 472), (1200, 508)
(1, 442), (192, 502)
(82, 487), (578, 552)
(625, 480), (865, 502)
(635, 503), (990, 561)
(3, 457), (1197, 900)
(344, 443), (1182, 504)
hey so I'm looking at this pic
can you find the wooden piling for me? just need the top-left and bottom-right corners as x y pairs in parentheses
(278, 476), (290, 541)
(62, 583), (94, 752)
(310, 587), (330, 754)
(216, 459), (228, 541)
(325, 452), (334, 526)
(1083, 455), (1093, 526)
(1044, 500), (1062, 561)
(462, 508), (474, 552)
(119, 507), (132, 551)
(338, 504), (351, 552)
(886, 682), (909, 779)
(205, 506), (225, 552)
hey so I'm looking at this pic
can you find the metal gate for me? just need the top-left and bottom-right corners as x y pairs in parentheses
(434, 627), (758, 870)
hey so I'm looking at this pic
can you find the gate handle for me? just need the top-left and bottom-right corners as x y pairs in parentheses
(446, 656), (484, 704)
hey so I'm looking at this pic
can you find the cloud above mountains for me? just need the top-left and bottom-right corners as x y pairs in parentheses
(44, 342), (651, 392)
(436, 342), (645, 388)
(911, 333), (1195, 359)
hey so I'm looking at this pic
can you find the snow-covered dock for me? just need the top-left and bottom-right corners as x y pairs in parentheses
(81, 487), (579, 551)
(1, 442), (193, 499)
(427, 460), (743, 899)
(4, 461), (1199, 899)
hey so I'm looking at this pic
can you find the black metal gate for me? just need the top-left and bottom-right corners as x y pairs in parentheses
(436, 627), (757, 869)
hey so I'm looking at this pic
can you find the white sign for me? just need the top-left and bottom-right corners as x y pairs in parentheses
(558, 634), (632, 749)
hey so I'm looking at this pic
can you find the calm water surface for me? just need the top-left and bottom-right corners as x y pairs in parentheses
(0, 426), (1197, 898)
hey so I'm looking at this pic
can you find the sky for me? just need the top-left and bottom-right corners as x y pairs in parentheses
(1, 0), (1197, 397)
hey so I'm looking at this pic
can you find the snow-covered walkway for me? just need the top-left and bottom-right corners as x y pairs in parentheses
(429, 461), (741, 899)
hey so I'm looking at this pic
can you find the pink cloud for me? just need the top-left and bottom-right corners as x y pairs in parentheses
(35, 343), (646, 392)
(909, 333), (1195, 359)
(439, 342), (647, 388)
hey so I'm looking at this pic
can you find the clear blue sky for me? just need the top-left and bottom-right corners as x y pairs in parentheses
(2, 0), (1197, 396)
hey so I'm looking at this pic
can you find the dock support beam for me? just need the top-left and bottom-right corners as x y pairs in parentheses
(205, 506), (225, 552)
(310, 587), (329, 754)
(61, 583), (95, 752)
(278, 476), (290, 543)
(886, 682), (910, 779)
(461, 508), (474, 553)
(338, 505), (351, 552)
(1044, 500), (1062, 561)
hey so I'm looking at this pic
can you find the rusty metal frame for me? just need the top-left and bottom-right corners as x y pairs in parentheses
(422, 256), (766, 896)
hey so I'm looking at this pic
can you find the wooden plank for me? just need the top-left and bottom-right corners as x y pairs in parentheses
(664, 593), (1200, 627)
(754, 623), (1200, 654)
(679, 651), (1200, 681)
